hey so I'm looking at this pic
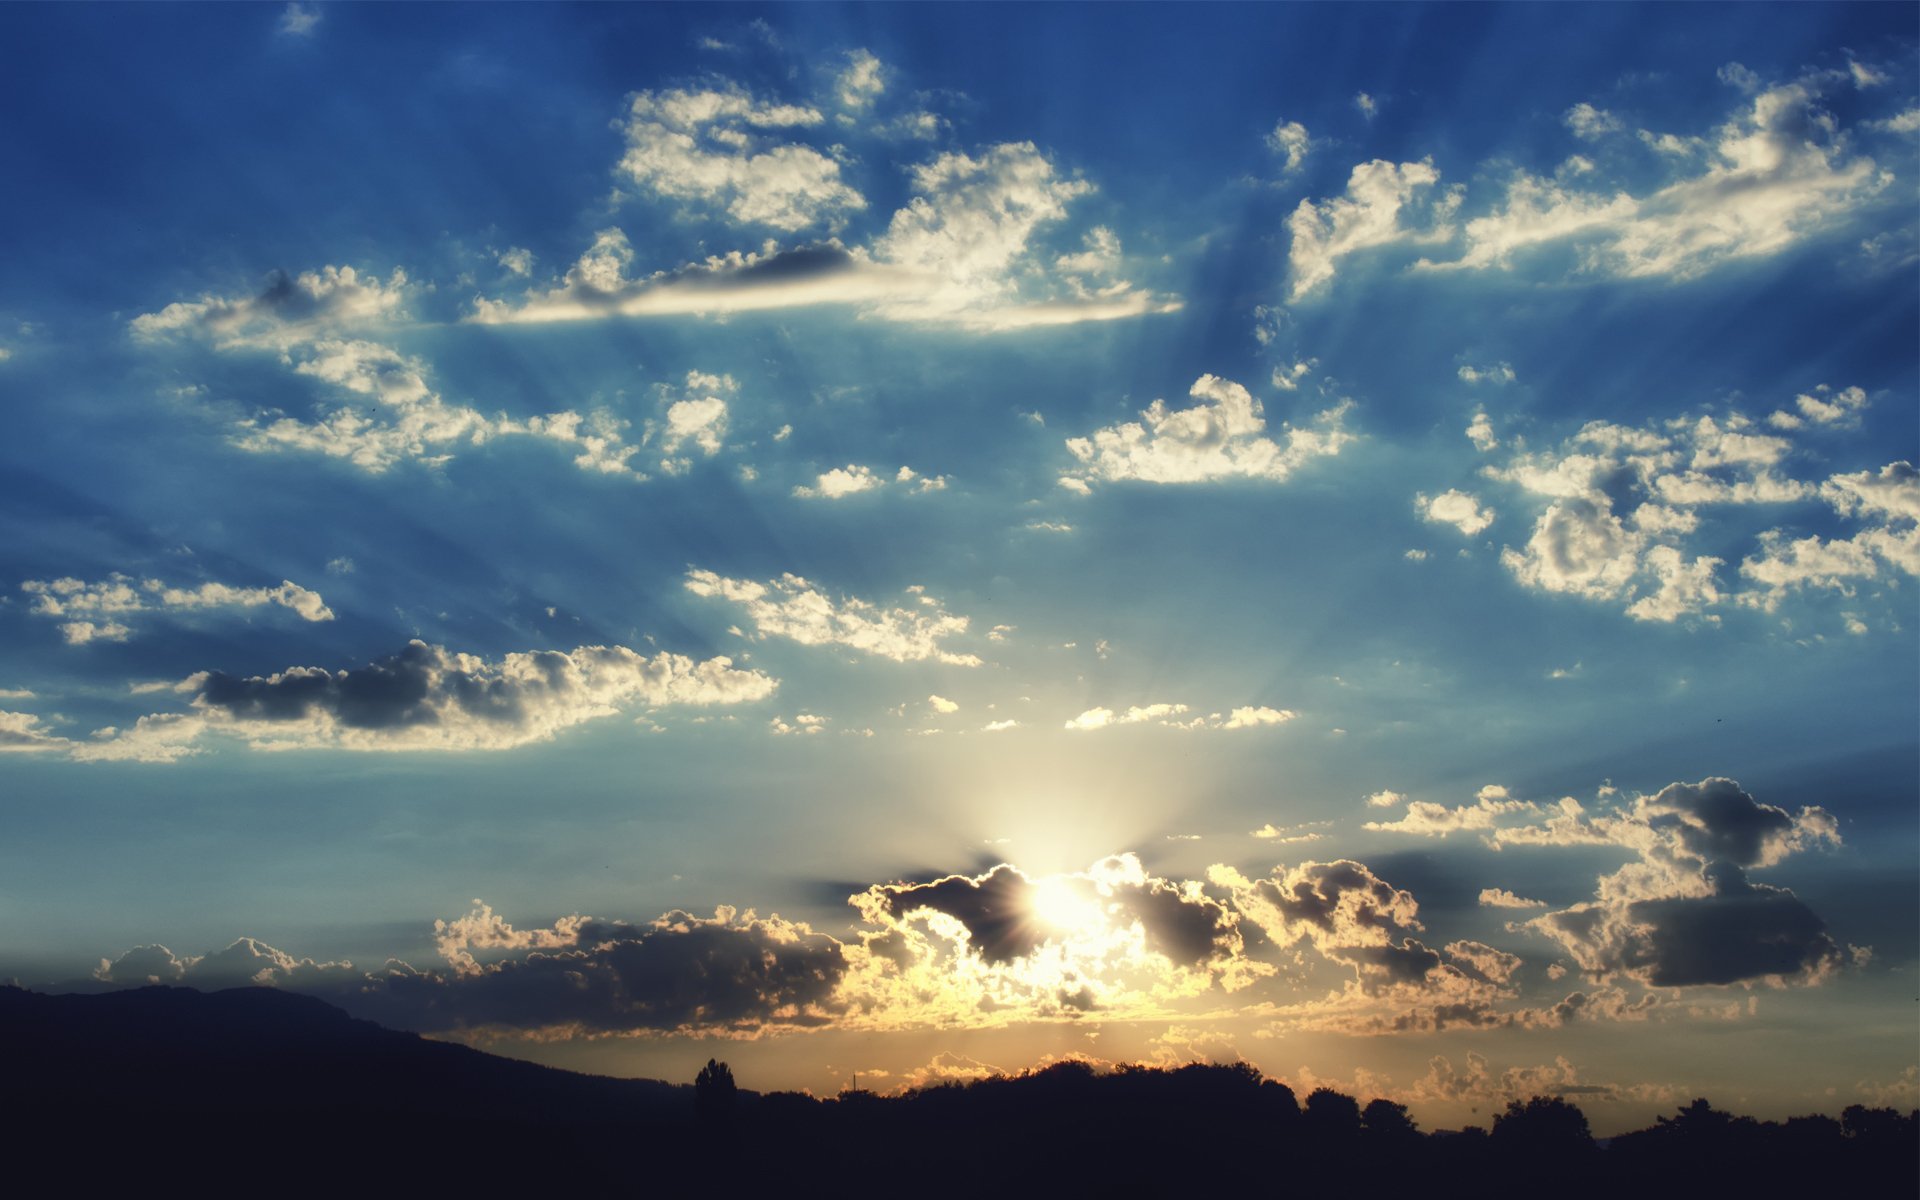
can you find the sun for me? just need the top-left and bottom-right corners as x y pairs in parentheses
(1030, 876), (1107, 938)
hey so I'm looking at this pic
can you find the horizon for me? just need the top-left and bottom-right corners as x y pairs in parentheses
(0, 2), (1915, 1137)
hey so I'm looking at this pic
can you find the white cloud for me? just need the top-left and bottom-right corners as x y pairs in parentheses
(496, 247), (534, 277)
(475, 141), (1176, 332)
(685, 569), (982, 665)
(277, 3), (320, 37)
(927, 694), (959, 715)
(1354, 92), (1378, 119)
(793, 464), (883, 499)
(1065, 702), (1293, 732)
(1739, 461), (1920, 609)
(0, 710), (71, 754)
(1564, 103), (1622, 139)
(131, 266), (407, 349)
(836, 49), (885, 110)
(1767, 384), (1868, 431)
(1363, 785), (1540, 836)
(1429, 75), (1889, 281)
(1365, 790), (1407, 809)
(1418, 489), (1495, 536)
(1481, 404), (1900, 624)
(617, 85), (863, 232)
(1457, 362), (1515, 385)
(1479, 888), (1547, 909)
(75, 639), (776, 761)
(1289, 159), (1453, 299)
(22, 573), (333, 642)
(1062, 373), (1352, 488)
(980, 719), (1018, 733)
(650, 370), (734, 472)
(1466, 410), (1498, 452)
(1267, 120), (1310, 172)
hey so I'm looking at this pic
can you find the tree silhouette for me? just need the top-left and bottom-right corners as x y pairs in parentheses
(695, 1058), (737, 1126)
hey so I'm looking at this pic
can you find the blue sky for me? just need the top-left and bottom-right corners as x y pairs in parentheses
(2, 3), (1915, 1127)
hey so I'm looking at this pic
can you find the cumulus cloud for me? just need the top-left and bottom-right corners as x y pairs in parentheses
(648, 370), (733, 473)
(1564, 103), (1622, 139)
(22, 573), (333, 643)
(1061, 373), (1352, 488)
(1478, 399), (1909, 625)
(616, 85), (863, 231)
(73, 639), (775, 761)
(1501, 778), (1850, 988)
(1739, 461), (1919, 610)
(1363, 785), (1539, 836)
(1479, 888), (1548, 909)
(685, 569), (982, 665)
(1288, 158), (1455, 299)
(1267, 119), (1310, 172)
(1418, 489), (1495, 536)
(1064, 702), (1294, 732)
(474, 142), (1177, 332)
(131, 266), (406, 348)
(835, 49), (885, 110)
(0, 710), (72, 754)
(1427, 73), (1890, 281)
(96, 938), (349, 989)
(1767, 384), (1868, 431)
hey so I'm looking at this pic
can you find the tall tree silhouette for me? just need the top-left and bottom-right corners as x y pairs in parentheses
(695, 1058), (737, 1127)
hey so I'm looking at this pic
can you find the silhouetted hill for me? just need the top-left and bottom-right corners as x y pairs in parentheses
(3, 986), (1913, 1195)
(1, 985), (696, 1186)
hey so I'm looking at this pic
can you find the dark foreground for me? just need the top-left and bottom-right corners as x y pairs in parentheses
(3, 986), (1913, 1195)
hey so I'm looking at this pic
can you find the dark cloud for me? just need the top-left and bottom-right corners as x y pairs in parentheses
(351, 911), (847, 1036)
(1625, 864), (1844, 987)
(867, 865), (1042, 964)
(1641, 778), (1804, 868)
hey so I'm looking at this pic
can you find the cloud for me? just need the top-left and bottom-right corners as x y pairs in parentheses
(1479, 888), (1548, 909)
(685, 570), (982, 665)
(835, 49), (885, 110)
(1418, 489), (1495, 536)
(1767, 384), (1868, 431)
(0, 710), (72, 754)
(793, 465), (884, 498)
(1363, 785), (1539, 836)
(195, 334), (648, 478)
(1426, 74), (1890, 281)
(96, 937), (349, 989)
(1457, 362), (1515, 385)
(131, 266), (406, 348)
(1288, 159), (1453, 299)
(1564, 103), (1623, 139)
(276, 3), (321, 38)
(73, 639), (774, 761)
(1213, 859), (1422, 963)
(1479, 402), (1909, 625)
(616, 85), (863, 232)
(649, 370), (734, 473)
(475, 139), (1176, 332)
(1365, 790), (1407, 809)
(1354, 92), (1377, 120)
(926, 695), (959, 715)
(1740, 461), (1919, 609)
(1501, 778), (1850, 988)
(1267, 120), (1310, 172)
(1063, 703), (1293, 732)
(1466, 411), (1498, 452)
(22, 573), (333, 643)
(1062, 373), (1352, 488)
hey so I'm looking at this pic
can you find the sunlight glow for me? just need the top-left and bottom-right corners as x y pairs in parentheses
(1031, 876), (1106, 937)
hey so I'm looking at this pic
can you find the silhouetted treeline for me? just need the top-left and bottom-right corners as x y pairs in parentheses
(2, 986), (1912, 1196)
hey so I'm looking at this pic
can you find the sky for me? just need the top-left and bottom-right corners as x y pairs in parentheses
(1, 2), (1915, 1132)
